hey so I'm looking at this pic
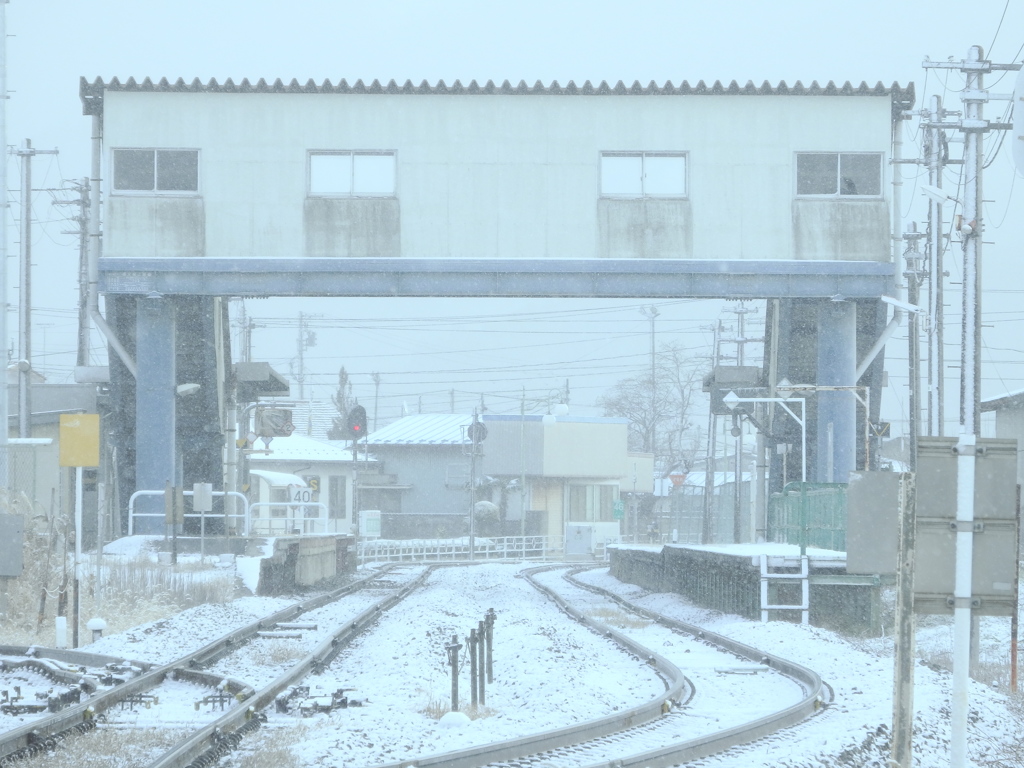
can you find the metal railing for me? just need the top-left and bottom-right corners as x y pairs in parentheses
(128, 489), (251, 536)
(248, 502), (330, 535)
(358, 535), (563, 564)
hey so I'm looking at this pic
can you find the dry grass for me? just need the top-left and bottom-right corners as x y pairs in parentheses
(251, 639), (306, 666)
(224, 723), (313, 768)
(15, 725), (189, 768)
(0, 492), (235, 646)
(587, 606), (651, 629)
(421, 696), (496, 720)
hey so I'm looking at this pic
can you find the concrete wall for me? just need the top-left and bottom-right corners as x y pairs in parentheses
(609, 546), (883, 635)
(256, 534), (356, 595)
(479, 418), (545, 476)
(102, 91), (892, 262)
(542, 420), (629, 478)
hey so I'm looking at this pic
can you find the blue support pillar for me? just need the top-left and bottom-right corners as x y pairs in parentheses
(135, 296), (177, 534)
(816, 300), (857, 483)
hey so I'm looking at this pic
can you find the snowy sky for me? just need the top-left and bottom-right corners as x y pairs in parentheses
(5, 0), (1024, 436)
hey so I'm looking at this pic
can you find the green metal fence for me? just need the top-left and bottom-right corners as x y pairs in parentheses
(767, 482), (847, 553)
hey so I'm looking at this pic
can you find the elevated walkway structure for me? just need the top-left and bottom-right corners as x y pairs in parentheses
(104, 256), (895, 534)
(99, 257), (894, 299)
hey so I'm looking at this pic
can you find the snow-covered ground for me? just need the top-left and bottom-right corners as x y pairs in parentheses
(8, 560), (1022, 768)
(234, 562), (669, 767)
(574, 567), (1023, 767)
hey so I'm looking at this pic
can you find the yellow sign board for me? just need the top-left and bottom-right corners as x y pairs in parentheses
(59, 414), (100, 467)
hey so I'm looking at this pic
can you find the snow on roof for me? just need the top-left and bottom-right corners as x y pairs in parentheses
(249, 468), (309, 487)
(674, 471), (753, 489)
(981, 387), (1024, 412)
(288, 400), (341, 438)
(248, 433), (358, 463)
(367, 413), (471, 446)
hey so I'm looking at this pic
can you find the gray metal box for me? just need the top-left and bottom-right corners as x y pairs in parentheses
(0, 515), (24, 577)
(914, 437), (1019, 616)
(845, 471), (901, 576)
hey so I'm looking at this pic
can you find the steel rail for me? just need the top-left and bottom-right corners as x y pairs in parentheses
(369, 563), (690, 768)
(0, 566), (392, 763)
(147, 565), (437, 768)
(562, 566), (829, 768)
(371, 564), (826, 768)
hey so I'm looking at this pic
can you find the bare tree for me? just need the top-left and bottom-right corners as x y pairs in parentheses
(598, 342), (705, 474)
(327, 366), (354, 440)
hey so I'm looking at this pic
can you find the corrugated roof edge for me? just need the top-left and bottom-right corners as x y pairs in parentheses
(79, 77), (915, 116)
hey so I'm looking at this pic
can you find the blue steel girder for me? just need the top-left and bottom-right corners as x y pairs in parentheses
(99, 258), (896, 300)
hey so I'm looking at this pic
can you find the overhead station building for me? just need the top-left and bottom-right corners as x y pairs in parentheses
(79, 75), (911, 536)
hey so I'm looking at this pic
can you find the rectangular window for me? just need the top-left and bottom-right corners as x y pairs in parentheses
(309, 151), (396, 197)
(601, 152), (686, 198)
(328, 475), (347, 520)
(796, 152), (882, 197)
(568, 484), (617, 522)
(112, 148), (199, 193)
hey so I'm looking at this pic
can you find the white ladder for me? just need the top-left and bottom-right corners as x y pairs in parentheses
(759, 554), (809, 625)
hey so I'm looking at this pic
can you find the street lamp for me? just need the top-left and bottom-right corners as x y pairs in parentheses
(723, 391), (807, 483)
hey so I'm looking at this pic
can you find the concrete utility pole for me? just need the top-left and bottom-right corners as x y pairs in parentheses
(639, 305), (659, 456)
(519, 387), (527, 539)
(372, 372), (381, 431)
(14, 139), (59, 438)
(722, 303), (761, 542)
(921, 45), (1022, 768)
(903, 223), (925, 472)
(926, 94), (947, 437)
(702, 321), (721, 543)
(53, 180), (90, 367)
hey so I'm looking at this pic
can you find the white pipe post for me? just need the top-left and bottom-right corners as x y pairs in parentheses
(0, 2), (8, 486)
(951, 432), (976, 767)
(74, 466), (83, 647)
(18, 139), (31, 439)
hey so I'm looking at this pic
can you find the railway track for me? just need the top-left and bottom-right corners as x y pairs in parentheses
(541, 565), (830, 768)
(4, 561), (831, 768)
(0, 565), (424, 767)
(358, 564), (828, 768)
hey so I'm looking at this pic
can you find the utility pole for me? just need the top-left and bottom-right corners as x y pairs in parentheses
(702, 321), (722, 543)
(372, 372), (381, 431)
(519, 386), (527, 540)
(54, 180), (90, 367)
(722, 303), (762, 543)
(926, 94), (947, 437)
(639, 306), (659, 459)
(921, 45), (1021, 768)
(903, 223), (925, 472)
(296, 313), (306, 399)
(14, 139), (59, 438)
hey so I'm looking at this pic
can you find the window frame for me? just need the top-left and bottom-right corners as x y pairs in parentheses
(794, 151), (884, 199)
(110, 147), (201, 196)
(567, 482), (619, 523)
(599, 151), (688, 199)
(307, 150), (398, 198)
